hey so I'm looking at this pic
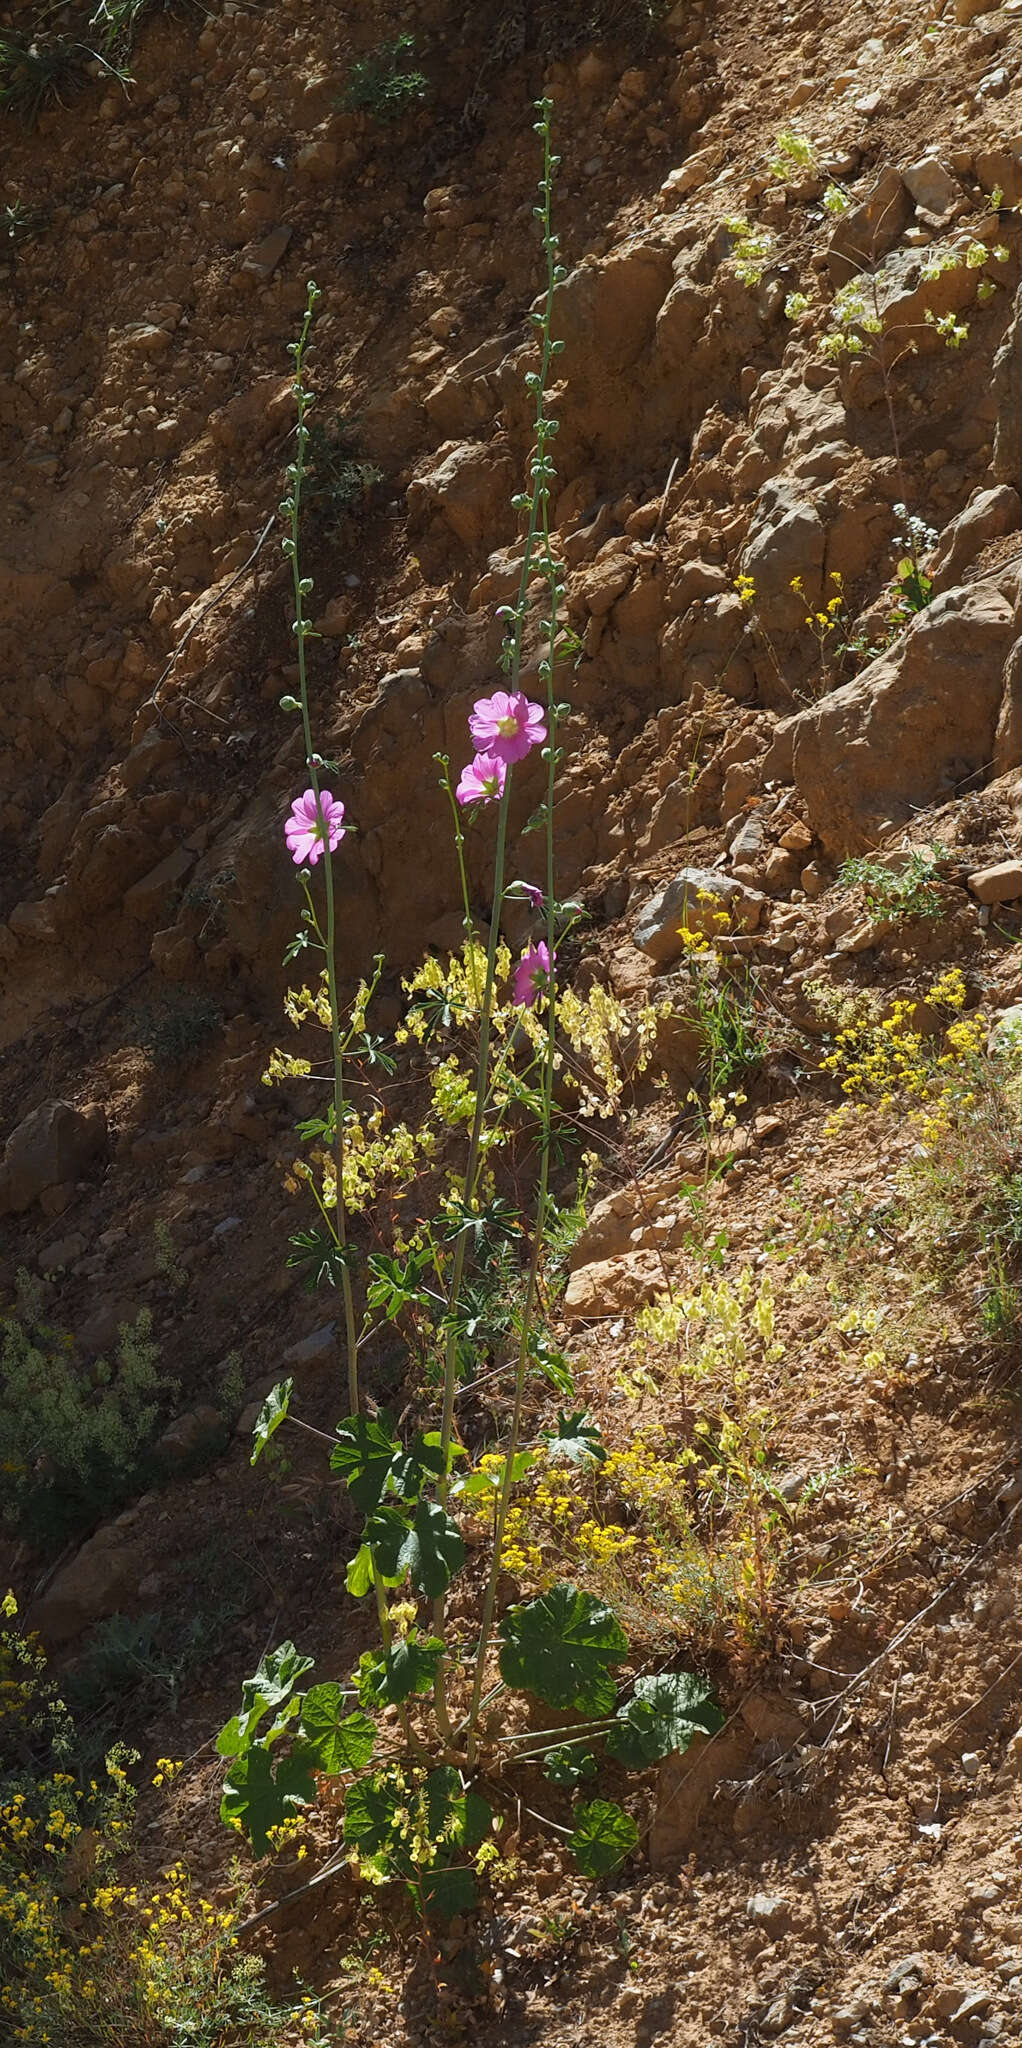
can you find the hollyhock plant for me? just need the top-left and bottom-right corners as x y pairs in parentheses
(285, 788), (346, 866)
(469, 689), (546, 764)
(514, 940), (555, 1008)
(456, 753), (507, 806)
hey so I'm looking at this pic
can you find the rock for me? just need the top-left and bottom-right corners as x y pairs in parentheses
(32, 1522), (146, 1647)
(283, 1323), (336, 1371)
(633, 868), (766, 964)
(122, 846), (195, 924)
(581, 551), (636, 617)
(883, 1955), (928, 1997)
(976, 147), (1022, 209)
(649, 1725), (750, 1867)
(740, 1691), (806, 1748)
(953, 0), (987, 18)
(0, 1100), (108, 1215)
(930, 485), (1021, 594)
(961, 1750), (981, 1777)
(901, 156), (963, 217)
(762, 846), (801, 894)
(791, 584), (1016, 854)
(827, 165), (912, 286)
(239, 224), (291, 283)
(563, 1251), (662, 1319)
(746, 1892), (790, 1933)
(157, 1404), (224, 1466)
(407, 438), (516, 554)
(993, 282), (1022, 487)
(729, 814), (769, 867)
(969, 860), (1022, 904)
(38, 1233), (85, 1277)
(739, 481), (826, 632)
(8, 897), (57, 941)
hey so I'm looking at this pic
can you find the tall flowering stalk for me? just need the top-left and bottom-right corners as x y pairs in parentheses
(279, 287), (360, 1421)
(216, 103), (725, 1917)
(463, 102), (566, 1755)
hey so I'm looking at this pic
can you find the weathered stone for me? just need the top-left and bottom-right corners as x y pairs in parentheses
(239, 224), (291, 282)
(283, 1323), (336, 1371)
(633, 868), (765, 964)
(581, 551), (636, 617)
(32, 1522), (146, 1646)
(123, 846), (195, 923)
(901, 156), (963, 217)
(791, 584), (1016, 854)
(157, 1404), (224, 1465)
(38, 1232), (85, 1276)
(969, 860), (1022, 904)
(739, 480), (826, 631)
(883, 1954), (928, 1997)
(827, 165), (912, 286)
(746, 1892), (791, 1933)
(563, 1251), (662, 1319)
(993, 281), (1022, 487)
(407, 438), (516, 554)
(931, 485), (1021, 594)
(0, 1100), (107, 1215)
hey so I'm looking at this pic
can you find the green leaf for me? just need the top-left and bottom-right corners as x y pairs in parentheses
(345, 1543), (375, 1599)
(364, 1504), (413, 1581)
(541, 1409), (606, 1467)
(453, 1448), (536, 1500)
(418, 1861), (477, 1917)
(527, 1328), (576, 1399)
(220, 1742), (318, 1857)
(498, 1582), (628, 1715)
(400, 1499), (465, 1598)
(300, 1685), (376, 1774)
(343, 1770), (403, 1860)
(215, 1641), (315, 1758)
(423, 1766), (492, 1853)
(355, 1635), (444, 1708)
(250, 1378), (294, 1467)
(606, 1671), (725, 1769)
(287, 1228), (355, 1291)
(569, 1799), (638, 1879)
(542, 1744), (598, 1787)
(330, 1412), (400, 1513)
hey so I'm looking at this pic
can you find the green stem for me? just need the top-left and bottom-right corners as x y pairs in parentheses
(465, 101), (565, 1766)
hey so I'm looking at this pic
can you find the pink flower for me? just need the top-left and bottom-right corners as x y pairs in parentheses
(456, 753), (507, 806)
(514, 941), (554, 1008)
(285, 788), (346, 866)
(469, 689), (546, 764)
(517, 882), (544, 910)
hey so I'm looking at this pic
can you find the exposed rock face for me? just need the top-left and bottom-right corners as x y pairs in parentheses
(0, 1100), (108, 1215)
(633, 868), (766, 964)
(790, 585), (1017, 854)
(993, 283), (1022, 488)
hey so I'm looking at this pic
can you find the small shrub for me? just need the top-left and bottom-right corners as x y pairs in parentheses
(0, 1595), (322, 2048)
(337, 34), (429, 123)
(0, 31), (85, 123)
(768, 129), (816, 179)
(0, 1297), (174, 1553)
(838, 846), (946, 924)
(304, 415), (382, 525)
(134, 993), (220, 1066)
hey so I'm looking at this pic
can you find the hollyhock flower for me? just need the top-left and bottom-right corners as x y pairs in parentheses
(514, 940), (554, 1008)
(469, 689), (546, 764)
(285, 788), (346, 866)
(456, 753), (507, 806)
(516, 882), (545, 910)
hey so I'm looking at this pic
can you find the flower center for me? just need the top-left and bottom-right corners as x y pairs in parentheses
(496, 714), (519, 736)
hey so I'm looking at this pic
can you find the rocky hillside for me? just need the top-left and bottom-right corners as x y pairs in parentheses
(3, 0), (1022, 2044)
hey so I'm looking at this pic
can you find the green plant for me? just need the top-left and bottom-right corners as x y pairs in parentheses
(134, 993), (220, 1066)
(723, 215), (776, 288)
(304, 415), (382, 525)
(768, 130), (816, 179)
(0, 1300), (173, 1553)
(215, 105), (725, 1921)
(0, 30), (85, 123)
(337, 34), (429, 123)
(838, 846), (946, 924)
(822, 181), (851, 215)
(3, 199), (46, 246)
(0, 1595), (323, 2047)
